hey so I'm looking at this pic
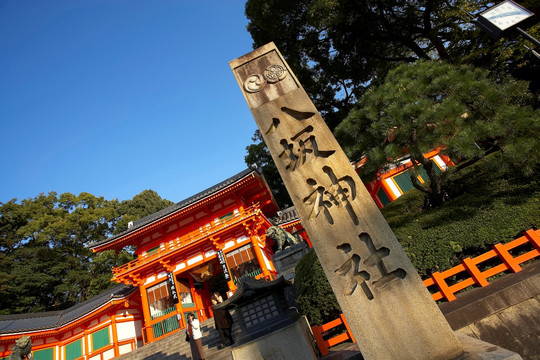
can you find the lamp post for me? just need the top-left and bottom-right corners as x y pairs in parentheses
(475, 0), (539, 58)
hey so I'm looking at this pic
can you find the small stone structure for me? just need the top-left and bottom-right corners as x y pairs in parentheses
(266, 225), (301, 252)
(272, 241), (310, 280)
(214, 276), (297, 341)
(8, 336), (31, 360)
(214, 276), (318, 359)
(230, 316), (318, 360)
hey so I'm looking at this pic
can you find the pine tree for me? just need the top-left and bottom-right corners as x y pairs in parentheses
(335, 60), (540, 207)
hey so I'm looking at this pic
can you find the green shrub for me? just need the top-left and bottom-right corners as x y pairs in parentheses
(382, 153), (539, 277)
(294, 250), (342, 326)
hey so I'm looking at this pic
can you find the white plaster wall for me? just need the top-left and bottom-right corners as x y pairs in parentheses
(385, 177), (402, 198)
(236, 235), (248, 243)
(118, 343), (133, 355)
(187, 254), (203, 265)
(433, 155), (448, 170)
(144, 276), (156, 285)
(116, 321), (137, 341)
(102, 348), (115, 360)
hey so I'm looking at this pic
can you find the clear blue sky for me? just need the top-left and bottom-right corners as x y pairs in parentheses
(0, 0), (260, 204)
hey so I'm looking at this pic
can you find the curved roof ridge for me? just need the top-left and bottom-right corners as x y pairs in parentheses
(89, 167), (261, 250)
(0, 284), (135, 335)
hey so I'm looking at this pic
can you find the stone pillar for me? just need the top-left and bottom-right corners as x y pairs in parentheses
(230, 42), (463, 360)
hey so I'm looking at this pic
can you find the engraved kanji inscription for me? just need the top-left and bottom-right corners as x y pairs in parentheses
(335, 233), (406, 300)
(281, 107), (315, 121)
(335, 243), (373, 299)
(360, 233), (406, 289)
(264, 118), (280, 135)
(303, 166), (358, 225)
(262, 107), (313, 135)
(278, 125), (335, 171)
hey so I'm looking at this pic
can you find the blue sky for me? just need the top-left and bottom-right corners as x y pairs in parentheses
(0, 0), (260, 204)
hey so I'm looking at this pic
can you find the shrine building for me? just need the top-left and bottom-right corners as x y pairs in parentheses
(358, 149), (454, 208)
(0, 153), (452, 360)
(89, 167), (281, 343)
(0, 167), (289, 360)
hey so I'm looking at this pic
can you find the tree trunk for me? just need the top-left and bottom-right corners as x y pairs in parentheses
(410, 155), (446, 207)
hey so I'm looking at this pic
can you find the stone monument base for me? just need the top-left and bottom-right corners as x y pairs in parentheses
(326, 332), (523, 360)
(231, 316), (318, 360)
(229, 321), (521, 360)
(453, 332), (522, 360)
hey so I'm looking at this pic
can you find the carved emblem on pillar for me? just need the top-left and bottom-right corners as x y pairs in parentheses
(244, 64), (289, 93)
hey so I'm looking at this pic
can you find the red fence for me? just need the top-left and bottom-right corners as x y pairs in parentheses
(423, 228), (540, 302)
(311, 313), (356, 356)
(310, 229), (539, 355)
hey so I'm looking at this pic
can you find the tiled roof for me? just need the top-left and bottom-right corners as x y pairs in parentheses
(274, 206), (300, 225)
(0, 284), (136, 335)
(214, 276), (291, 310)
(89, 167), (261, 250)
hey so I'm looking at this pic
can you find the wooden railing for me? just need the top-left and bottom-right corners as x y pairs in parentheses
(142, 313), (182, 345)
(423, 228), (540, 302)
(310, 229), (539, 355)
(233, 268), (263, 284)
(311, 313), (356, 356)
(112, 204), (263, 279)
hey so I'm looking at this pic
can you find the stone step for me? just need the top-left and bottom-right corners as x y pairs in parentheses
(117, 313), (241, 360)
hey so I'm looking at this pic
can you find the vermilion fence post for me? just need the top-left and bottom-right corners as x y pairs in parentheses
(423, 228), (539, 303)
(311, 313), (356, 356)
(311, 324), (329, 356)
(461, 257), (489, 287)
(431, 271), (456, 302)
(493, 243), (522, 273)
(524, 229), (540, 253)
(340, 313), (356, 344)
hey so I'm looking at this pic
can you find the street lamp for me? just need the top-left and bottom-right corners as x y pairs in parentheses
(475, 0), (539, 58)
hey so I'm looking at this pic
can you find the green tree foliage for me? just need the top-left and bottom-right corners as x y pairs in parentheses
(243, 0), (539, 197)
(0, 192), (120, 313)
(335, 60), (540, 206)
(0, 190), (173, 314)
(245, 0), (539, 130)
(245, 130), (292, 208)
(294, 250), (341, 326)
(114, 189), (174, 235)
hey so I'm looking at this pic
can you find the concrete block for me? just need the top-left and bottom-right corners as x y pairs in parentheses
(468, 315), (518, 351)
(231, 317), (317, 360)
(495, 298), (540, 339)
(510, 333), (540, 360)
(453, 332), (522, 360)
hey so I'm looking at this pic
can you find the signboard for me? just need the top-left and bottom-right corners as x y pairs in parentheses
(167, 272), (179, 304)
(217, 250), (231, 281)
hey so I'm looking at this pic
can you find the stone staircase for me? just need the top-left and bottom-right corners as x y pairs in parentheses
(117, 312), (241, 360)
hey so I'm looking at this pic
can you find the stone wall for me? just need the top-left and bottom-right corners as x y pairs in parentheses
(439, 261), (540, 360)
